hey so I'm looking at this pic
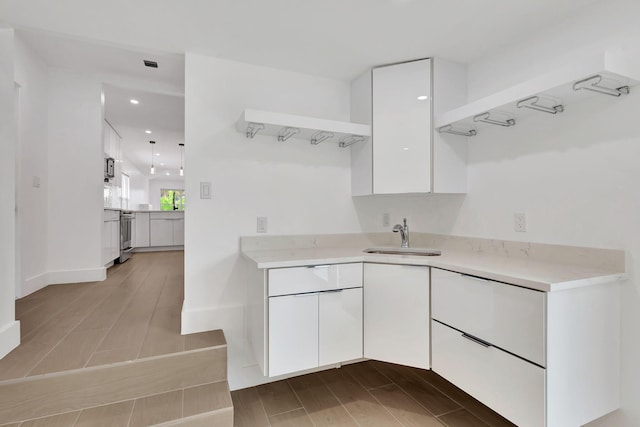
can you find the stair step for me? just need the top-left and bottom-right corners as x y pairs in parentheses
(0, 344), (228, 425)
(6, 380), (233, 426)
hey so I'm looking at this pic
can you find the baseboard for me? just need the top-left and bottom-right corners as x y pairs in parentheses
(47, 267), (106, 285)
(21, 273), (48, 298)
(0, 321), (20, 359)
(133, 246), (184, 253)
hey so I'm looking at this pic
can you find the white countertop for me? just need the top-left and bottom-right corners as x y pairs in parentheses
(241, 246), (626, 292)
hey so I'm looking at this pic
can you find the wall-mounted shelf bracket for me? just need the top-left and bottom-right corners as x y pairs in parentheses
(473, 112), (516, 127)
(339, 135), (365, 148)
(438, 124), (477, 137)
(311, 131), (334, 145)
(246, 122), (264, 139)
(516, 96), (564, 114)
(573, 75), (630, 97)
(277, 127), (300, 142)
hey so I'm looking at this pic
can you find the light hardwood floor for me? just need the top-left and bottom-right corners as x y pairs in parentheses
(1, 251), (224, 380)
(232, 361), (517, 427)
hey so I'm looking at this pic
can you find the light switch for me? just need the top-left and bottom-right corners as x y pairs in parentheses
(32, 176), (41, 188)
(200, 182), (211, 199)
(257, 217), (267, 233)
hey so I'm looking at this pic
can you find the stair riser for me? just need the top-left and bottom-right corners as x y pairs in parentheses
(0, 346), (227, 424)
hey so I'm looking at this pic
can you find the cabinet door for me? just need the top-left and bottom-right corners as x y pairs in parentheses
(172, 218), (184, 246)
(319, 288), (363, 366)
(110, 220), (120, 260)
(364, 263), (430, 369)
(134, 213), (150, 247)
(268, 293), (318, 376)
(372, 59), (431, 194)
(102, 220), (111, 265)
(150, 219), (174, 246)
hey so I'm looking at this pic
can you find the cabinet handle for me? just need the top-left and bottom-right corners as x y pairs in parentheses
(461, 333), (492, 348)
(322, 289), (343, 294)
(461, 274), (490, 282)
(307, 265), (331, 269)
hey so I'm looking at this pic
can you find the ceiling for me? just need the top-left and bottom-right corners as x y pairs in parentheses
(3, 0), (600, 81)
(104, 85), (185, 178)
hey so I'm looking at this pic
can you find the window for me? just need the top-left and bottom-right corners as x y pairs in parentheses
(160, 189), (185, 211)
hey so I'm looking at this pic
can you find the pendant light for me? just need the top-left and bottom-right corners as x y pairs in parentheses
(149, 141), (156, 174)
(179, 143), (184, 176)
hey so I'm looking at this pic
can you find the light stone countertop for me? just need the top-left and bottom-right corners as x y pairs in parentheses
(241, 234), (627, 293)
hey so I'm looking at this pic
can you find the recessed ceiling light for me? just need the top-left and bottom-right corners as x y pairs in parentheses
(145, 130), (152, 134)
(165, 172), (170, 176)
(130, 99), (139, 104)
(156, 153), (160, 156)
(160, 162), (165, 166)
(144, 60), (158, 68)
(403, 147), (410, 151)
(417, 95), (428, 101)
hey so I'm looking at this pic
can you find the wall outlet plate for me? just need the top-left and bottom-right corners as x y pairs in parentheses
(383, 213), (390, 227)
(257, 216), (267, 233)
(514, 212), (527, 232)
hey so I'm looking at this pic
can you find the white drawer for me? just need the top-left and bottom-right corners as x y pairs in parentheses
(268, 263), (362, 297)
(432, 268), (546, 366)
(150, 211), (184, 220)
(432, 321), (545, 427)
(103, 209), (120, 221)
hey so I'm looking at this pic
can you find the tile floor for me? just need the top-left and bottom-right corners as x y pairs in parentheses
(232, 360), (516, 427)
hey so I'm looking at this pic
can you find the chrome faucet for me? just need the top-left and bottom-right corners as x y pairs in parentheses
(393, 218), (410, 248)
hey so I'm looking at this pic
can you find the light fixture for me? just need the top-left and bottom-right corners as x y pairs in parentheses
(165, 172), (171, 176)
(179, 143), (185, 176)
(130, 99), (139, 105)
(156, 153), (160, 156)
(160, 162), (165, 166)
(145, 130), (152, 134)
(417, 95), (428, 101)
(149, 141), (156, 174)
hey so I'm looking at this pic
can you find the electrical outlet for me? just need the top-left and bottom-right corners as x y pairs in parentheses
(514, 212), (527, 232)
(382, 213), (390, 227)
(257, 216), (267, 233)
(32, 176), (41, 188)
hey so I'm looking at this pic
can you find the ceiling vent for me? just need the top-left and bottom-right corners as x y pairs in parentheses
(143, 60), (158, 68)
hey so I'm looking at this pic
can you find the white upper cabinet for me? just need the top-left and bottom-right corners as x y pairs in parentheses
(373, 59), (432, 194)
(351, 57), (468, 195)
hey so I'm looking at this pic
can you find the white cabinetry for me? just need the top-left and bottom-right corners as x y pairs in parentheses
(363, 263), (430, 369)
(102, 210), (120, 265)
(249, 263), (363, 377)
(134, 212), (150, 248)
(149, 212), (184, 247)
(431, 268), (621, 427)
(351, 58), (468, 195)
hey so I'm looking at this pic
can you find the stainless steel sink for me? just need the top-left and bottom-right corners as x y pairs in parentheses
(363, 247), (442, 256)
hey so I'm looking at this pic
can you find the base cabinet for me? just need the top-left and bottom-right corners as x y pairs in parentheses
(149, 212), (184, 247)
(134, 212), (150, 247)
(102, 210), (120, 265)
(363, 263), (430, 369)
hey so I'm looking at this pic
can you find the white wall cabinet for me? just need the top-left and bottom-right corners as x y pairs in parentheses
(363, 263), (430, 369)
(102, 209), (120, 265)
(351, 57), (468, 195)
(431, 268), (621, 427)
(249, 263), (363, 377)
(149, 212), (184, 247)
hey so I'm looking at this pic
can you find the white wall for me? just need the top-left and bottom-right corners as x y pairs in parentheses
(148, 178), (183, 211)
(14, 34), (49, 297)
(122, 157), (149, 210)
(183, 54), (363, 386)
(0, 26), (20, 359)
(46, 68), (105, 283)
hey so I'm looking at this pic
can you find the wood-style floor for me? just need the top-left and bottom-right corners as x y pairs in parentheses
(0, 251), (224, 381)
(232, 361), (517, 427)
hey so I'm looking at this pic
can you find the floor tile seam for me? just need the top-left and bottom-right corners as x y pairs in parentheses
(282, 378), (317, 426)
(387, 376), (448, 420)
(254, 387), (274, 427)
(365, 385), (417, 427)
(264, 381), (304, 417)
(134, 273), (172, 360)
(22, 286), (120, 378)
(350, 362), (393, 390)
(314, 370), (361, 427)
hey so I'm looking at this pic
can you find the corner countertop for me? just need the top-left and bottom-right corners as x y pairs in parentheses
(241, 245), (626, 293)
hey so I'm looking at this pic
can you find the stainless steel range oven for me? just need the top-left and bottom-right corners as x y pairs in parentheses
(117, 211), (134, 263)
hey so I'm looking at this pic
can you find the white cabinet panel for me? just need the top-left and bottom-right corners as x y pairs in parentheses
(172, 218), (184, 246)
(364, 263), (430, 369)
(319, 288), (363, 366)
(134, 212), (150, 248)
(373, 59), (431, 194)
(432, 268), (546, 366)
(269, 263), (362, 297)
(268, 293), (318, 377)
(110, 220), (120, 260)
(102, 220), (111, 265)
(432, 321), (545, 427)
(150, 219), (174, 247)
